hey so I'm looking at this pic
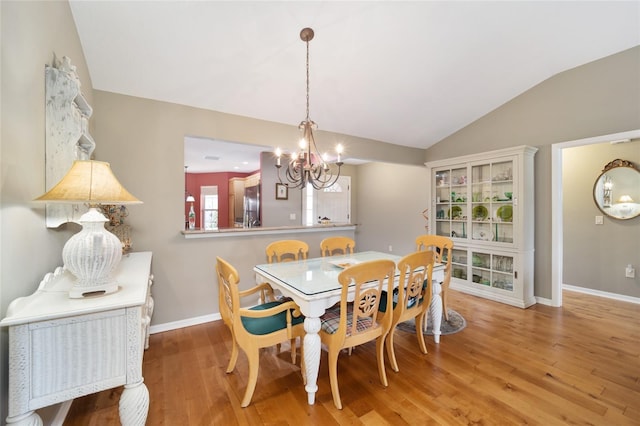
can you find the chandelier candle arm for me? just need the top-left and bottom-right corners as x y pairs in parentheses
(274, 27), (343, 190)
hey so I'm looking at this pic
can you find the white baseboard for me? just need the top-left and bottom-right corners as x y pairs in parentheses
(563, 284), (640, 304)
(149, 312), (221, 334)
(534, 296), (555, 306)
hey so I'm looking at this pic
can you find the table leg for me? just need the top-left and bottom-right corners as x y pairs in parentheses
(302, 316), (321, 405)
(119, 379), (149, 425)
(429, 280), (443, 344)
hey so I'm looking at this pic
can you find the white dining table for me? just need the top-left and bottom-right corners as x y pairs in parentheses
(253, 250), (445, 405)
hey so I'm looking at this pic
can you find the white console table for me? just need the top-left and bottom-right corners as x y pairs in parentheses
(1, 251), (153, 426)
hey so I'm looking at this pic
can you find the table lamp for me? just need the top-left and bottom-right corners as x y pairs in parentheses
(616, 194), (635, 217)
(35, 160), (142, 298)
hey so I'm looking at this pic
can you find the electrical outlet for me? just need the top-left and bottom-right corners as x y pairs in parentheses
(289, 213), (296, 220)
(626, 265), (635, 278)
(595, 215), (603, 225)
(388, 245), (393, 252)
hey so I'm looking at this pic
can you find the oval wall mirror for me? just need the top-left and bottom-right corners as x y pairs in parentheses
(593, 159), (640, 220)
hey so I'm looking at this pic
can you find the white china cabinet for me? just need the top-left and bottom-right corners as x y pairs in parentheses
(426, 146), (537, 308)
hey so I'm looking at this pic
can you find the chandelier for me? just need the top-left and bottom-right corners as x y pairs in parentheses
(275, 27), (343, 190)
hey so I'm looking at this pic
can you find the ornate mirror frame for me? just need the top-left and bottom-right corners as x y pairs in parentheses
(593, 159), (640, 220)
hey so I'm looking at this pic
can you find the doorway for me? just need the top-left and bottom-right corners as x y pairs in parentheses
(302, 176), (351, 225)
(551, 129), (640, 307)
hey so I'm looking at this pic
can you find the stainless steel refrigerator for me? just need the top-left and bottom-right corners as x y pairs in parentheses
(244, 185), (261, 227)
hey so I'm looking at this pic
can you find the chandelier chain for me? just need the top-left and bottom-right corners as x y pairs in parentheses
(305, 37), (310, 121)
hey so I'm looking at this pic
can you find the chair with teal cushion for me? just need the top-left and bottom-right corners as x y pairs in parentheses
(241, 301), (305, 335)
(216, 256), (305, 407)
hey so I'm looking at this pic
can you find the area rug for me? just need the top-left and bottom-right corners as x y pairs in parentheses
(396, 309), (466, 336)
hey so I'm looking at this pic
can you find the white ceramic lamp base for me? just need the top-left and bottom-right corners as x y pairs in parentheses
(63, 207), (122, 298)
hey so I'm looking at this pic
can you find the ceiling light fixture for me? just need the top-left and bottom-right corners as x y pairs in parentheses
(275, 27), (343, 190)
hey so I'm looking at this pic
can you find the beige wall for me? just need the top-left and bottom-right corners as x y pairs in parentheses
(355, 162), (429, 255)
(563, 140), (640, 296)
(0, 1), (95, 420)
(90, 90), (422, 327)
(424, 46), (640, 299)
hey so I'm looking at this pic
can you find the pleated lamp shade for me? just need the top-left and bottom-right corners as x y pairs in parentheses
(35, 160), (141, 205)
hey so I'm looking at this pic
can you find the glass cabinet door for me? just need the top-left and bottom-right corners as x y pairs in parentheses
(470, 159), (514, 244)
(451, 248), (468, 280)
(471, 251), (491, 286)
(492, 254), (514, 291)
(470, 250), (514, 292)
(434, 166), (468, 239)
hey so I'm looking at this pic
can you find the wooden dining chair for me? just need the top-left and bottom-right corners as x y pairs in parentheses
(319, 259), (396, 409)
(319, 236), (358, 354)
(379, 250), (434, 372)
(265, 239), (309, 263)
(216, 256), (305, 407)
(265, 239), (309, 357)
(320, 236), (355, 257)
(415, 234), (453, 321)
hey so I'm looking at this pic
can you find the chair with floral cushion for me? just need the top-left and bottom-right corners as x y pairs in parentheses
(216, 256), (305, 407)
(319, 259), (396, 409)
(378, 250), (434, 372)
(320, 236), (355, 257)
(415, 234), (453, 321)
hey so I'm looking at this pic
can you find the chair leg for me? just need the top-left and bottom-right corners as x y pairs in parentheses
(375, 336), (389, 387)
(385, 327), (400, 373)
(241, 346), (260, 408)
(226, 337), (239, 373)
(442, 289), (449, 321)
(414, 313), (428, 354)
(327, 348), (343, 409)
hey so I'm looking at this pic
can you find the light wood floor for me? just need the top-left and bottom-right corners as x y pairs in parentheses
(64, 290), (640, 425)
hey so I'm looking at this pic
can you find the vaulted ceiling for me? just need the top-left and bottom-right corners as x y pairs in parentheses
(70, 1), (639, 152)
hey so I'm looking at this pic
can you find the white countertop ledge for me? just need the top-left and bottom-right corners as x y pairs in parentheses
(182, 224), (357, 239)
